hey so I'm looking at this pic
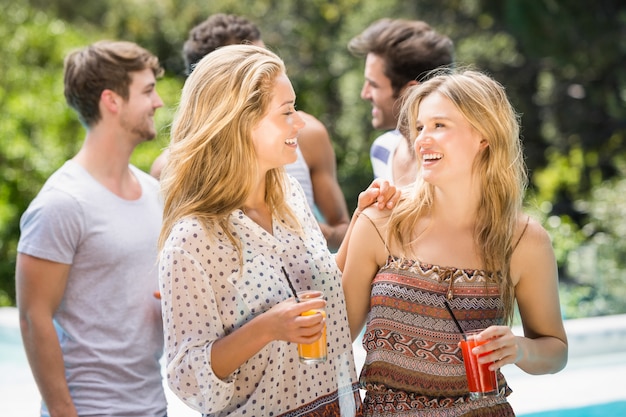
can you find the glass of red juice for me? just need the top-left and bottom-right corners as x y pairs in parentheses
(460, 329), (499, 400)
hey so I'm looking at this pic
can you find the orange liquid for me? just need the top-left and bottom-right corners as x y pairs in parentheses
(298, 310), (327, 363)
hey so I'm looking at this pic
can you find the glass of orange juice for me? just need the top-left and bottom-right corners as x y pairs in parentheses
(296, 290), (327, 364)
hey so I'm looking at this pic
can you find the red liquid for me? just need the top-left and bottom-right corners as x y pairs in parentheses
(460, 337), (498, 396)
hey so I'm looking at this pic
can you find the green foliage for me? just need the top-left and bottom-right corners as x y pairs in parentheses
(0, 1), (182, 305)
(130, 76), (183, 172)
(2, 0), (626, 319)
(0, 2), (91, 306)
(533, 146), (585, 204)
(561, 166), (626, 317)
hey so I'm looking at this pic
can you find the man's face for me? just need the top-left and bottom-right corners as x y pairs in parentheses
(119, 68), (164, 144)
(360, 53), (398, 131)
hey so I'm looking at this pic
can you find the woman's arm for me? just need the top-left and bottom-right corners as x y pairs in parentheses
(472, 217), (568, 375)
(340, 208), (391, 341)
(161, 242), (325, 412)
(510, 218), (568, 374)
(336, 179), (398, 271)
(210, 296), (325, 378)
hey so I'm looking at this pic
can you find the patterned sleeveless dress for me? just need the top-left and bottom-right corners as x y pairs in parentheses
(359, 256), (516, 417)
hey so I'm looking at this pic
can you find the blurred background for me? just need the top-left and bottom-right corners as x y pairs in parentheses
(1, 0), (625, 321)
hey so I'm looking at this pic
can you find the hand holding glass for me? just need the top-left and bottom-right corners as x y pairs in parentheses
(296, 291), (327, 364)
(460, 329), (499, 399)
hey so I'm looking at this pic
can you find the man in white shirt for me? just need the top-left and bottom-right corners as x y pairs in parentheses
(349, 18), (454, 187)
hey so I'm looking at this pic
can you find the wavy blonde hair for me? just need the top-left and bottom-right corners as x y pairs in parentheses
(159, 44), (300, 252)
(391, 69), (527, 324)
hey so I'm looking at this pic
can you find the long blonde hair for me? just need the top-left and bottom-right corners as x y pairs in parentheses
(391, 70), (527, 324)
(159, 44), (300, 251)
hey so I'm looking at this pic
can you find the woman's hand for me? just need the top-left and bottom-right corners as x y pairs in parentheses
(356, 179), (401, 214)
(335, 179), (400, 272)
(265, 297), (327, 344)
(210, 296), (326, 380)
(470, 326), (523, 371)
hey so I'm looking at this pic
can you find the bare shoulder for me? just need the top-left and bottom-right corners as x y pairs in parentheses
(150, 148), (169, 179)
(514, 214), (552, 249)
(352, 206), (393, 266)
(359, 205), (393, 228)
(510, 213), (556, 285)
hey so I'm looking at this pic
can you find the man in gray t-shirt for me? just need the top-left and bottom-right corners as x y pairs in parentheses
(16, 40), (168, 417)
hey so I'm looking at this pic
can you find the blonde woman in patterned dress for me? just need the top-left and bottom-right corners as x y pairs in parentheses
(157, 44), (397, 416)
(337, 69), (568, 416)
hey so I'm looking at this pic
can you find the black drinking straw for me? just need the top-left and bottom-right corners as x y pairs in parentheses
(281, 266), (300, 303)
(443, 299), (467, 340)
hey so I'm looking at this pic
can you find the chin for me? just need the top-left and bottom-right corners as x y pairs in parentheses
(372, 120), (390, 131)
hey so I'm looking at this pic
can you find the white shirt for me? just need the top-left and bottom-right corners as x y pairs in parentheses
(369, 129), (403, 184)
(285, 147), (314, 210)
(159, 176), (360, 416)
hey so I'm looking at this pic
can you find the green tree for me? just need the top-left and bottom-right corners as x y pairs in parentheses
(0, 2), (88, 305)
(3, 0), (626, 317)
(0, 0), (180, 305)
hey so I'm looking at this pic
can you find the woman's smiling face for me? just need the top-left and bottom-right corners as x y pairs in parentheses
(251, 72), (305, 173)
(413, 91), (487, 185)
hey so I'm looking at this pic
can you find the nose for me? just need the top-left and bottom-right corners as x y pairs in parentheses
(414, 128), (431, 148)
(153, 91), (164, 109)
(294, 111), (306, 130)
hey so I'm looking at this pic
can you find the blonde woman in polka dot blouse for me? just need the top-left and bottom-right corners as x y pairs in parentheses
(157, 44), (397, 416)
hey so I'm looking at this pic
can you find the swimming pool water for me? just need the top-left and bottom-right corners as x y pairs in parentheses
(0, 321), (27, 363)
(520, 400), (626, 416)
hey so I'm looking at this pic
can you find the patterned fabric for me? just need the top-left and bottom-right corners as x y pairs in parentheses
(159, 176), (361, 416)
(285, 391), (364, 417)
(360, 257), (515, 417)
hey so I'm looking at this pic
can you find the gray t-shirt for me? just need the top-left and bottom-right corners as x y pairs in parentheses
(18, 160), (167, 417)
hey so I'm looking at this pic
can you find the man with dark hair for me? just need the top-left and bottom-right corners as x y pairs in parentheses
(16, 40), (167, 417)
(349, 18), (454, 187)
(152, 13), (350, 250)
(182, 13), (263, 75)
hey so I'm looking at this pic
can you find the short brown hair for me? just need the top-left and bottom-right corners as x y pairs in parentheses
(63, 40), (163, 127)
(349, 18), (454, 96)
(183, 13), (262, 75)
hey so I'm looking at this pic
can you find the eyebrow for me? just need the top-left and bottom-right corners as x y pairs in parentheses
(139, 81), (156, 92)
(275, 99), (296, 110)
(416, 115), (453, 125)
(365, 77), (379, 87)
(419, 115), (452, 121)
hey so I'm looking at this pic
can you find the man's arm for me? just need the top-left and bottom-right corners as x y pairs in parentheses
(150, 148), (169, 180)
(16, 253), (78, 417)
(297, 111), (350, 251)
